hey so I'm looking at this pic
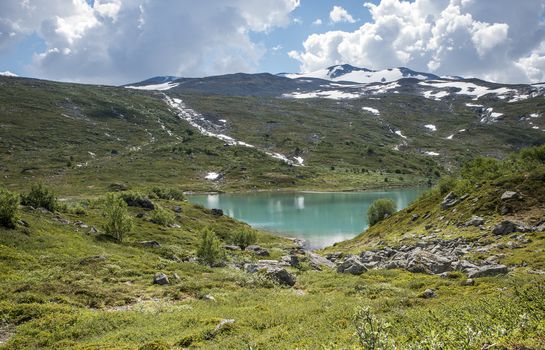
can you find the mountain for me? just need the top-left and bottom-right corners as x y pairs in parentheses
(279, 64), (440, 83)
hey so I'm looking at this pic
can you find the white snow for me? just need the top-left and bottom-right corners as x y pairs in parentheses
(364, 82), (400, 94)
(424, 151), (440, 156)
(285, 67), (430, 84)
(480, 107), (503, 123)
(424, 124), (437, 131)
(205, 172), (220, 181)
(508, 94), (530, 103)
(125, 82), (179, 91)
(164, 95), (302, 166)
(362, 107), (380, 115)
(0, 71), (17, 77)
(419, 81), (517, 100)
(88, 151), (96, 157)
(446, 134), (454, 140)
(283, 90), (361, 99)
(532, 126), (540, 129)
(422, 90), (449, 100)
(219, 119), (227, 123)
(395, 130), (407, 139)
(530, 113), (541, 118)
(465, 103), (484, 107)
(293, 156), (304, 165)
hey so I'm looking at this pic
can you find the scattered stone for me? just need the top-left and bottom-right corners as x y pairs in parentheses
(224, 245), (241, 251)
(492, 220), (531, 235)
(411, 214), (419, 221)
(174, 205), (182, 213)
(265, 267), (296, 286)
(168, 223), (181, 228)
(245, 245), (269, 256)
(16, 219), (29, 227)
(213, 319), (235, 334)
(325, 252), (342, 262)
(453, 260), (478, 272)
(465, 216), (484, 227)
(79, 255), (107, 265)
(307, 251), (335, 270)
(202, 294), (216, 302)
(467, 264), (508, 278)
(88, 226), (99, 234)
(461, 278), (475, 286)
(139, 240), (161, 248)
(441, 192), (458, 209)
(281, 255), (300, 267)
(421, 289), (437, 298)
(337, 255), (367, 275)
(211, 208), (223, 216)
(501, 191), (520, 200)
(153, 272), (169, 285)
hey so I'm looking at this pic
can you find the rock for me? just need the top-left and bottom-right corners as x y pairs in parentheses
(325, 252), (342, 262)
(421, 289), (437, 298)
(139, 240), (161, 248)
(174, 205), (182, 213)
(16, 219), (29, 227)
(281, 255), (300, 267)
(124, 197), (155, 210)
(243, 263), (264, 274)
(202, 294), (216, 302)
(79, 255), (107, 265)
(411, 214), (419, 221)
(214, 319), (235, 334)
(153, 272), (169, 285)
(492, 220), (531, 235)
(265, 267), (296, 286)
(407, 251), (454, 274)
(465, 216), (484, 227)
(501, 191), (520, 200)
(337, 255), (367, 275)
(453, 260), (478, 272)
(211, 208), (223, 216)
(307, 251), (335, 270)
(461, 278), (475, 286)
(88, 226), (99, 234)
(441, 192), (458, 209)
(467, 264), (508, 278)
(245, 245), (269, 256)
(168, 223), (181, 228)
(224, 244), (241, 251)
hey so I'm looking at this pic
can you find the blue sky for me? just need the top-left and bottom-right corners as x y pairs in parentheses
(0, 0), (544, 84)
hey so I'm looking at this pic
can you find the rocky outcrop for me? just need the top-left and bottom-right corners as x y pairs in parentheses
(307, 251), (335, 270)
(464, 216), (484, 227)
(441, 192), (458, 209)
(467, 264), (508, 278)
(153, 272), (169, 285)
(492, 220), (531, 235)
(265, 267), (296, 286)
(337, 255), (367, 275)
(245, 245), (270, 256)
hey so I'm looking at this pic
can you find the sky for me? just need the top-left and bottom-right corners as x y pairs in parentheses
(0, 0), (545, 85)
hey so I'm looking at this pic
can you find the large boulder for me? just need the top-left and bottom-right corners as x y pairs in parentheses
(467, 264), (508, 278)
(441, 192), (458, 209)
(492, 220), (531, 235)
(465, 216), (484, 227)
(265, 267), (296, 286)
(307, 252), (335, 270)
(337, 255), (367, 275)
(407, 251), (454, 274)
(153, 272), (170, 285)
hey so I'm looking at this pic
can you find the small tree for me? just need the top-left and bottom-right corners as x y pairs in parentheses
(102, 193), (133, 242)
(196, 228), (225, 266)
(367, 198), (396, 226)
(150, 205), (175, 226)
(232, 229), (257, 249)
(0, 188), (19, 229)
(21, 183), (58, 211)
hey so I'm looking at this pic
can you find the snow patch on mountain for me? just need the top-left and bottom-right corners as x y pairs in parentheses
(419, 81), (517, 100)
(395, 130), (407, 139)
(283, 90), (361, 100)
(164, 94), (303, 166)
(126, 82), (180, 91)
(362, 107), (380, 115)
(0, 71), (17, 77)
(424, 124), (437, 131)
(480, 108), (503, 124)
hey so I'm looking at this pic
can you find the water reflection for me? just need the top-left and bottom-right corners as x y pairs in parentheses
(189, 189), (425, 249)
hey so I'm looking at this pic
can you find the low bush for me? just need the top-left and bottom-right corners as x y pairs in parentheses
(149, 187), (185, 201)
(367, 198), (396, 226)
(120, 191), (155, 209)
(0, 188), (19, 228)
(102, 193), (133, 242)
(196, 228), (225, 266)
(21, 183), (58, 211)
(150, 205), (176, 226)
(232, 229), (257, 249)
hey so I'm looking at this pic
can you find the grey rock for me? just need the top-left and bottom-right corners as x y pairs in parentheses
(153, 272), (170, 285)
(265, 267), (296, 286)
(492, 220), (531, 235)
(453, 260), (478, 272)
(224, 244), (241, 251)
(465, 216), (484, 227)
(467, 264), (508, 278)
(211, 208), (223, 216)
(174, 205), (182, 213)
(411, 214), (419, 221)
(281, 255), (300, 267)
(337, 255), (367, 275)
(307, 251), (335, 270)
(421, 289), (437, 298)
(17, 219), (29, 227)
(245, 245), (269, 256)
(326, 252), (342, 262)
(461, 278), (475, 286)
(214, 319), (235, 333)
(139, 240), (161, 248)
(202, 294), (216, 302)
(501, 191), (520, 200)
(441, 192), (458, 209)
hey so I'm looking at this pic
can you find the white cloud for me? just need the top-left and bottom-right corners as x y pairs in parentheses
(312, 18), (323, 26)
(291, 0), (545, 83)
(329, 6), (356, 24)
(0, 0), (299, 84)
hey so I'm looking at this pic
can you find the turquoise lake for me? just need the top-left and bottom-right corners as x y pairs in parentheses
(188, 188), (426, 249)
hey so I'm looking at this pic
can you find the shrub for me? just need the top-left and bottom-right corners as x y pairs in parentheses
(232, 229), (257, 249)
(149, 187), (185, 201)
(437, 176), (457, 195)
(196, 228), (225, 266)
(150, 205), (175, 226)
(367, 198), (396, 226)
(102, 193), (133, 242)
(0, 188), (19, 228)
(353, 306), (395, 350)
(119, 191), (155, 209)
(21, 183), (58, 211)
(461, 157), (502, 182)
(67, 203), (87, 216)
